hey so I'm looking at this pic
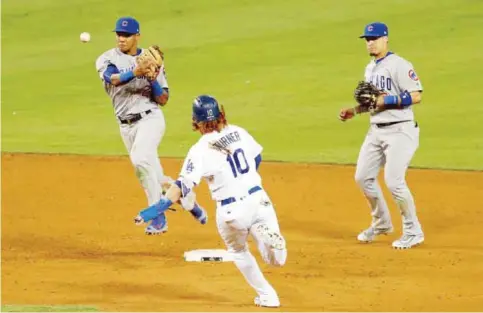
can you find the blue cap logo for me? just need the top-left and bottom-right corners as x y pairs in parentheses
(114, 17), (140, 34)
(360, 22), (388, 38)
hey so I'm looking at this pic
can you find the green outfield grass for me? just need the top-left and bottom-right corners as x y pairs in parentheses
(2, 0), (483, 170)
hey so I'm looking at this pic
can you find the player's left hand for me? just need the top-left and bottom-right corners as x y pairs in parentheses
(136, 45), (164, 81)
(354, 81), (383, 113)
(145, 67), (160, 81)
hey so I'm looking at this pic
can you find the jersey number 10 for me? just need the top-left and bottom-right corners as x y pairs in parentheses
(226, 148), (249, 177)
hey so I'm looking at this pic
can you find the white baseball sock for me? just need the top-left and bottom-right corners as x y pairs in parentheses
(233, 250), (277, 297)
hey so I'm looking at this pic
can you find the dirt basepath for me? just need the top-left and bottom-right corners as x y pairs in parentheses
(2, 153), (483, 311)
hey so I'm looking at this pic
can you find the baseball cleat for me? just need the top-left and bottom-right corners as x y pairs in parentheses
(255, 224), (286, 250)
(392, 234), (424, 249)
(357, 226), (393, 243)
(145, 214), (168, 235)
(134, 215), (144, 225)
(254, 296), (280, 308)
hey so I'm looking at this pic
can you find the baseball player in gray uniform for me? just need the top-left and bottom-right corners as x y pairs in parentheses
(95, 17), (207, 234)
(339, 22), (424, 249)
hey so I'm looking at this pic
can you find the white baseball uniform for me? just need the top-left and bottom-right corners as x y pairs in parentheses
(177, 124), (287, 302)
(95, 48), (172, 206)
(355, 52), (423, 235)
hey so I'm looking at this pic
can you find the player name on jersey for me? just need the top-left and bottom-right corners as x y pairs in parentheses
(210, 131), (241, 152)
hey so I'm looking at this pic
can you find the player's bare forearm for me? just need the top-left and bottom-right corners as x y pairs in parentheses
(165, 183), (182, 203)
(355, 105), (370, 114)
(375, 91), (422, 111)
(339, 105), (368, 121)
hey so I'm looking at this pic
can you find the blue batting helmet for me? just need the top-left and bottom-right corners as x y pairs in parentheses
(192, 95), (221, 123)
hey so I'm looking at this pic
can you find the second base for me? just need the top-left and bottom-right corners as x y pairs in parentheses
(183, 249), (234, 262)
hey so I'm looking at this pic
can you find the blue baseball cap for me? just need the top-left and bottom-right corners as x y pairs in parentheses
(359, 22), (388, 38)
(114, 17), (140, 34)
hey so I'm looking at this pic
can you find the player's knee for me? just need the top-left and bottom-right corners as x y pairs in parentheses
(354, 176), (365, 188)
(131, 152), (146, 164)
(131, 153), (150, 172)
(385, 177), (407, 198)
(130, 148), (156, 167)
(231, 249), (248, 258)
(227, 242), (248, 255)
(354, 172), (371, 190)
(133, 163), (148, 179)
(230, 249), (251, 267)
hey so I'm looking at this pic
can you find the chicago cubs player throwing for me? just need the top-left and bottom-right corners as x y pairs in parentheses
(134, 95), (287, 307)
(95, 17), (206, 234)
(339, 22), (424, 249)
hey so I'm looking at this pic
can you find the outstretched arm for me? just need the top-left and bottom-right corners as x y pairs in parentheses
(134, 183), (182, 224)
(135, 149), (207, 225)
(134, 177), (206, 225)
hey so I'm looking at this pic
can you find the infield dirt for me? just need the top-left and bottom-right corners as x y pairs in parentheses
(2, 153), (482, 311)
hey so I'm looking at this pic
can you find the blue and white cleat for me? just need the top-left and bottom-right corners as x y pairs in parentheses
(144, 213), (168, 235)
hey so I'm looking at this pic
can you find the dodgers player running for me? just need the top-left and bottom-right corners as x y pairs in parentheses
(339, 22), (424, 249)
(95, 17), (206, 234)
(135, 95), (287, 307)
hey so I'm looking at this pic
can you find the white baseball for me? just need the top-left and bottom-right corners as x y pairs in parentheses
(80, 32), (91, 43)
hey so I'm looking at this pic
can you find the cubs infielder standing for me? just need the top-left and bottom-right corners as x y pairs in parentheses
(134, 95), (287, 307)
(339, 22), (424, 249)
(95, 17), (207, 234)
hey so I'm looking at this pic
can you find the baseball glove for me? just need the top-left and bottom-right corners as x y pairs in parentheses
(136, 45), (164, 81)
(354, 81), (383, 112)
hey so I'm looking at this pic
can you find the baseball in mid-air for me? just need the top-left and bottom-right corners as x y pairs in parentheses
(80, 32), (91, 43)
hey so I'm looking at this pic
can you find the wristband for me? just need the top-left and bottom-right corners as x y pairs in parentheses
(103, 64), (119, 83)
(119, 71), (135, 83)
(151, 80), (163, 97)
(383, 95), (399, 109)
(400, 91), (413, 107)
(139, 197), (173, 222)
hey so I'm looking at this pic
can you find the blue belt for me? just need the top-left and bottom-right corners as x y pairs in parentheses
(220, 186), (262, 206)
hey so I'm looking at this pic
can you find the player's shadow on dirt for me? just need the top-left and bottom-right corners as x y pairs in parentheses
(2, 235), (171, 261)
(66, 281), (232, 303)
(284, 220), (356, 241)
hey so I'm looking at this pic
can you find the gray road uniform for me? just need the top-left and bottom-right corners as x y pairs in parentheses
(355, 52), (424, 237)
(96, 48), (171, 206)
